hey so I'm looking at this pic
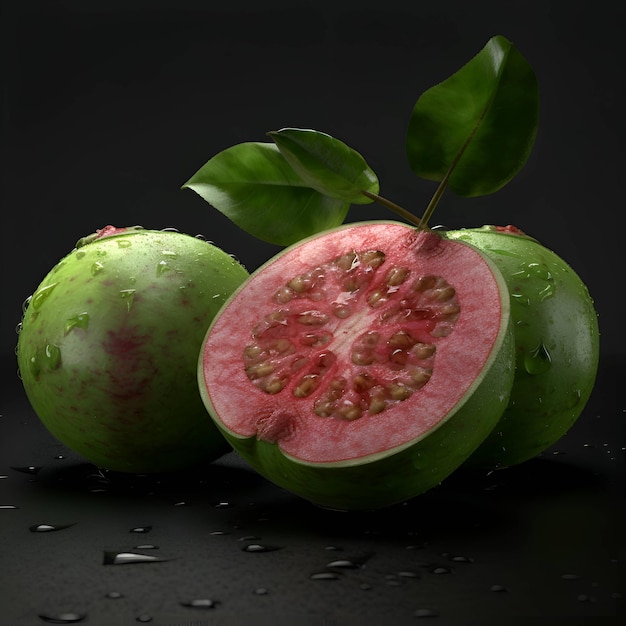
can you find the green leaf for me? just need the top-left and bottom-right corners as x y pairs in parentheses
(182, 142), (349, 246)
(268, 128), (379, 204)
(406, 35), (540, 197)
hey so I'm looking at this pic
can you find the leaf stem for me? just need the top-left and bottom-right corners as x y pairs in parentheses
(361, 190), (425, 229)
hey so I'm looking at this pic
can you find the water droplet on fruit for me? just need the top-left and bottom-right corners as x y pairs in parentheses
(103, 550), (170, 565)
(44, 344), (62, 369)
(156, 260), (171, 276)
(119, 289), (136, 311)
(91, 261), (105, 276)
(75, 250), (86, 260)
(117, 239), (132, 248)
(524, 342), (552, 375)
(64, 313), (90, 335)
(161, 250), (178, 258)
(30, 523), (75, 533)
(22, 295), (32, 313)
(31, 283), (58, 310)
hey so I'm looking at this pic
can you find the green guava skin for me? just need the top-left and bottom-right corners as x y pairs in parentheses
(445, 226), (600, 469)
(17, 227), (249, 473)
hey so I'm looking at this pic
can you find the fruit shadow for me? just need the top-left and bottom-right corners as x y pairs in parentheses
(32, 446), (608, 551)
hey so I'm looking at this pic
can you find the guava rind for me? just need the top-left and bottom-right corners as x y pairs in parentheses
(445, 226), (600, 468)
(199, 222), (515, 510)
(17, 227), (249, 473)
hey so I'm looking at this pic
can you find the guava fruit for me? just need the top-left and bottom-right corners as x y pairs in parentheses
(445, 225), (600, 468)
(198, 221), (515, 510)
(17, 225), (249, 473)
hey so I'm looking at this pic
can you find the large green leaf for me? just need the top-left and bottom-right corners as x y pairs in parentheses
(182, 142), (349, 246)
(406, 35), (539, 197)
(268, 128), (379, 203)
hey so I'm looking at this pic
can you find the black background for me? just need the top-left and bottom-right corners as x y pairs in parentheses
(1, 1), (624, 624)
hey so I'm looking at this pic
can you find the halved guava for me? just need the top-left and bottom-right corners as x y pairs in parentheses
(445, 226), (600, 468)
(199, 222), (515, 510)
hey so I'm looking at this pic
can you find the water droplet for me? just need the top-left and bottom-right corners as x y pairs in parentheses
(134, 544), (158, 550)
(161, 250), (178, 258)
(450, 555), (474, 563)
(180, 598), (218, 609)
(75, 250), (86, 260)
(119, 289), (136, 311)
(524, 342), (552, 375)
(117, 239), (132, 248)
(431, 566), (451, 575)
(414, 608), (439, 618)
(31, 283), (58, 310)
(105, 591), (124, 599)
(326, 559), (359, 569)
(11, 465), (42, 475)
(0, 505), (19, 509)
(44, 344), (62, 369)
(64, 313), (90, 335)
(91, 261), (105, 276)
(38, 612), (86, 623)
(103, 550), (170, 565)
(54, 455), (66, 460)
(242, 543), (281, 553)
(310, 572), (341, 581)
(22, 295), (33, 313)
(156, 260), (171, 276)
(130, 526), (152, 533)
(213, 501), (233, 509)
(30, 523), (76, 533)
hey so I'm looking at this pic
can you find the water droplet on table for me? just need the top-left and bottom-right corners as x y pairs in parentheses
(103, 550), (170, 565)
(130, 526), (152, 533)
(11, 465), (42, 475)
(180, 598), (218, 609)
(242, 543), (281, 553)
(30, 523), (76, 533)
(38, 611), (86, 623)
(310, 572), (341, 581)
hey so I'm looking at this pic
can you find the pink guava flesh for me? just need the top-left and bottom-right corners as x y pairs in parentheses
(201, 222), (509, 466)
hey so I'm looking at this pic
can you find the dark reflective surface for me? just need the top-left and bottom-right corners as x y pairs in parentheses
(1, 357), (624, 623)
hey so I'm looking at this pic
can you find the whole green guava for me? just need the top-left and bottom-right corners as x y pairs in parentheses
(16, 226), (249, 473)
(445, 226), (599, 468)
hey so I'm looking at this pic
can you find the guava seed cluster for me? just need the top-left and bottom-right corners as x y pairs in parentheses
(243, 247), (461, 421)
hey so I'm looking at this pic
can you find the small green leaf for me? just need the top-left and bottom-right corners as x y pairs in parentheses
(182, 142), (349, 246)
(268, 128), (379, 204)
(406, 35), (539, 197)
